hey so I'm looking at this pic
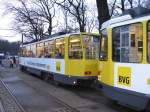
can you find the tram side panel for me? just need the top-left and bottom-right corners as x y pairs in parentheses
(99, 20), (150, 111)
(19, 57), (65, 74)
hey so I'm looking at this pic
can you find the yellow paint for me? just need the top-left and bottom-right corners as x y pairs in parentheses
(147, 78), (150, 85)
(142, 21), (148, 64)
(56, 61), (61, 72)
(118, 67), (131, 87)
(65, 59), (98, 77)
(65, 32), (99, 77)
(98, 28), (114, 86)
(98, 61), (114, 86)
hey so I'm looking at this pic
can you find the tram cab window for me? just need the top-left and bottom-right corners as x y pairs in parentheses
(44, 40), (55, 58)
(69, 35), (82, 59)
(147, 22), (150, 62)
(112, 23), (143, 63)
(37, 43), (44, 58)
(83, 35), (99, 59)
(55, 38), (65, 59)
(100, 29), (108, 61)
(30, 44), (36, 57)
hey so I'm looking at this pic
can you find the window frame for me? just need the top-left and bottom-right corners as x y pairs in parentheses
(30, 43), (36, 57)
(68, 34), (83, 60)
(99, 29), (108, 61)
(82, 34), (100, 60)
(26, 45), (31, 57)
(55, 37), (65, 59)
(112, 22), (143, 63)
(44, 39), (55, 58)
(44, 41), (50, 58)
(147, 20), (150, 63)
(20, 46), (25, 57)
(36, 42), (44, 58)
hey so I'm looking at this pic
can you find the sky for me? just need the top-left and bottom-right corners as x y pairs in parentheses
(0, 0), (97, 42)
(0, 0), (21, 42)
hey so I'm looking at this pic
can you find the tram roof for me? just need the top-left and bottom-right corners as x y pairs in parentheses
(22, 32), (99, 47)
(101, 7), (150, 30)
(101, 14), (150, 30)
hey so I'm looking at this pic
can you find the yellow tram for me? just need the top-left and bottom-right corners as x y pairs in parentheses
(19, 32), (100, 85)
(99, 11), (150, 110)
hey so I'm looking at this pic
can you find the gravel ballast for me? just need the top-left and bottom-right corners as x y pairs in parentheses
(0, 79), (25, 112)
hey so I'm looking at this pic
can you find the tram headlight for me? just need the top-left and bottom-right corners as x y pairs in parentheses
(73, 81), (76, 85)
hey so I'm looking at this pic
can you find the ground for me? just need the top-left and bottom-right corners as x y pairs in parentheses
(0, 66), (137, 112)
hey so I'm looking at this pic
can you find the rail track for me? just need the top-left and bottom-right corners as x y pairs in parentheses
(0, 67), (137, 112)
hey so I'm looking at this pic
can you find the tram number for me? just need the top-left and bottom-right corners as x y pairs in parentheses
(118, 67), (131, 87)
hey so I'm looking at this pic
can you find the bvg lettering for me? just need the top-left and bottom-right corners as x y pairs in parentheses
(118, 76), (130, 84)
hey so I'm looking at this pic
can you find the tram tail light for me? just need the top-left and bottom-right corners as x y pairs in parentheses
(85, 71), (91, 75)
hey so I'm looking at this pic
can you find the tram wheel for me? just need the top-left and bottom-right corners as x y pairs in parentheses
(41, 73), (49, 81)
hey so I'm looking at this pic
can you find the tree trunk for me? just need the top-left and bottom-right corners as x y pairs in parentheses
(79, 21), (85, 32)
(96, 0), (110, 31)
(48, 26), (52, 35)
(121, 0), (125, 12)
(48, 20), (52, 35)
(80, 25), (85, 32)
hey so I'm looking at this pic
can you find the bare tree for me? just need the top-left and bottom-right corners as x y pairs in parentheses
(86, 7), (98, 32)
(144, 0), (150, 9)
(108, 0), (145, 17)
(6, 0), (44, 41)
(33, 0), (55, 35)
(128, 0), (133, 8)
(55, 0), (87, 32)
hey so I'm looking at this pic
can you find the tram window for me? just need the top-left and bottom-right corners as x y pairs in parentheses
(44, 40), (55, 58)
(30, 44), (36, 57)
(113, 23), (143, 63)
(44, 41), (49, 58)
(83, 35), (99, 59)
(26, 45), (31, 57)
(19, 47), (22, 56)
(55, 38), (65, 59)
(100, 29), (108, 61)
(69, 35), (83, 59)
(131, 34), (135, 47)
(37, 42), (44, 58)
(147, 22), (150, 62)
(21, 47), (26, 57)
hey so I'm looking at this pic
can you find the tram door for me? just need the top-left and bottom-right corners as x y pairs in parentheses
(99, 29), (113, 85)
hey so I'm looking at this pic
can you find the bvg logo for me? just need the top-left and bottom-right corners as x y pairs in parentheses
(118, 76), (130, 85)
(118, 67), (131, 87)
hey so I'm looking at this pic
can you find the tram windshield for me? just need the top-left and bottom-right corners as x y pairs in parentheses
(69, 35), (83, 59)
(83, 35), (99, 60)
